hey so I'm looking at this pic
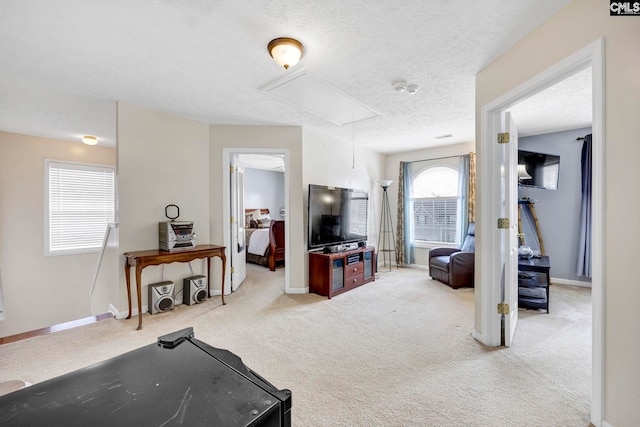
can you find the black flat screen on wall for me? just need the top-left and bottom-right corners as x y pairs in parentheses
(518, 150), (561, 190)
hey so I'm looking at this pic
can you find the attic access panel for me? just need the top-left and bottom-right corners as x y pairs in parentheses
(260, 69), (379, 126)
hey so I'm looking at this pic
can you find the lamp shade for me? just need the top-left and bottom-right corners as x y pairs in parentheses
(517, 164), (532, 180)
(268, 38), (303, 70)
(377, 179), (393, 188)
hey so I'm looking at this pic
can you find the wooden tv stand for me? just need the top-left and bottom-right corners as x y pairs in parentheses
(309, 246), (375, 298)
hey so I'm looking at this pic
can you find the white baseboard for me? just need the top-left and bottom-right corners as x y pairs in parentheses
(286, 287), (309, 295)
(110, 303), (148, 320)
(472, 329), (485, 343)
(551, 277), (592, 288)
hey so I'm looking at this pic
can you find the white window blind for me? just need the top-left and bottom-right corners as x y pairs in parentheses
(46, 160), (115, 255)
(411, 164), (460, 244)
(412, 197), (458, 243)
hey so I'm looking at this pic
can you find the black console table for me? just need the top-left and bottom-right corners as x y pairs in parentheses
(518, 255), (551, 313)
(0, 328), (291, 426)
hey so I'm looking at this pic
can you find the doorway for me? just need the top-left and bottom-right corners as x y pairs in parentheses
(476, 38), (604, 424)
(222, 148), (290, 295)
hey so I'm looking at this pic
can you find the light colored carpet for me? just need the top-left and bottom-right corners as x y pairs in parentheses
(0, 264), (591, 426)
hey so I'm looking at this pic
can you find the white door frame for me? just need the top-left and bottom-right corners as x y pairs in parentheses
(475, 38), (605, 425)
(221, 147), (291, 293)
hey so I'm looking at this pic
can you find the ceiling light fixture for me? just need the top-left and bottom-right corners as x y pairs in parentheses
(406, 84), (419, 95)
(268, 37), (304, 70)
(82, 135), (98, 145)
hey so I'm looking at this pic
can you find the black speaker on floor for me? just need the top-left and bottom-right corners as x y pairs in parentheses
(148, 281), (175, 314)
(183, 275), (207, 306)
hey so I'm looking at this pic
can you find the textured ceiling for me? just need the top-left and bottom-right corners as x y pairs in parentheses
(0, 0), (582, 153)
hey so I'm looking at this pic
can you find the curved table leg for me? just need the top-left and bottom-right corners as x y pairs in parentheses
(207, 254), (227, 305)
(125, 259), (132, 320)
(135, 266), (143, 330)
(220, 252), (226, 305)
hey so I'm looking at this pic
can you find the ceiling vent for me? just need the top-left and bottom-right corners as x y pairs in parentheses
(260, 69), (379, 126)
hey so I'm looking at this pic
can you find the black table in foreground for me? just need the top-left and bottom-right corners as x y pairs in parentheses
(518, 255), (551, 313)
(0, 328), (291, 427)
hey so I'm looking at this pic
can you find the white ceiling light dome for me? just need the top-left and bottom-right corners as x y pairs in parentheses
(268, 37), (304, 70)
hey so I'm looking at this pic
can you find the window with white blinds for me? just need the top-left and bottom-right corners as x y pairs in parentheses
(46, 160), (115, 255)
(411, 165), (460, 244)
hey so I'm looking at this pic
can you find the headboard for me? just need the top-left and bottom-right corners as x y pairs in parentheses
(245, 208), (270, 216)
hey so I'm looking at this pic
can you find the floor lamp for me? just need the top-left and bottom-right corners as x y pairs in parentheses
(377, 180), (397, 271)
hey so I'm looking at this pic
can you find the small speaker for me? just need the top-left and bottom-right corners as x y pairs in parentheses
(148, 281), (175, 314)
(183, 275), (207, 306)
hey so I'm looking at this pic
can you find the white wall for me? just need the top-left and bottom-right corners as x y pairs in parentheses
(117, 103), (211, 312)
(475, 0), (640, 424)
(244, 168), (285, 219)
(209, 125), (305, 290)
(302, 127), (384, 264)
(0, 131), (116, 337)
(384, 142), (475, 266)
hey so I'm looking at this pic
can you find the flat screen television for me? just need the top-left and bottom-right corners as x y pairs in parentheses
(308, 184), (369, 250)
(518, 150), (561, 190)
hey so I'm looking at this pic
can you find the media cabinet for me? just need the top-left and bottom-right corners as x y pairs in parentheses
(309, 246), (375, 298)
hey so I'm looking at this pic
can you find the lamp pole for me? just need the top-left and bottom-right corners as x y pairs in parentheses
(377, 180), (398, 271)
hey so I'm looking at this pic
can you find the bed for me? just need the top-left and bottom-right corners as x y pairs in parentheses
(244, 208), (285, 271)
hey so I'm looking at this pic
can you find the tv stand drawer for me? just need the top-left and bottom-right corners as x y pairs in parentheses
(345, 262), (364, 278)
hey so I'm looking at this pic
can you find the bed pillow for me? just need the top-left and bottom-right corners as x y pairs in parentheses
(246, 209), (262, 228)
(259, 212), (272, 228)
(256, 219), (271, 228)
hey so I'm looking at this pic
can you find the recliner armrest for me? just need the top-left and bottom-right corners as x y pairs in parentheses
(449, 251), (475, 288)
(450, 251), (474, 262)
(450, 251), (475, 272)
(428, 247), (460, 262)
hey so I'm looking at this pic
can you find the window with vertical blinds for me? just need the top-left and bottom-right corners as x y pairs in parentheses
(46, 160), (115, 255)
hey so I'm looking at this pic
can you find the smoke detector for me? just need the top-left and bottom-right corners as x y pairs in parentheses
(392, 81), (408, 92)
(407, 84), (419, 95)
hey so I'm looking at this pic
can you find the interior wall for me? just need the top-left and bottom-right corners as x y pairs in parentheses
(209, 125), (305, 290)
(518, 127), (592, 284)
(117, 103), (210, 312)
(244, 168), (285, 219)
(475, 0), (640, 424)
(384, 142), (475, 266)
(0, 131), (116, 337)
(302, 127), (384, 264)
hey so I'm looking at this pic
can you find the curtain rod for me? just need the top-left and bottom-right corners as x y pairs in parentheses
(404, 154), (466, 164)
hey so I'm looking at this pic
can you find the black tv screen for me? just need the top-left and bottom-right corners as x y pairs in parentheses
(308, 184), (368, 250)
(518, 150), (561, 190)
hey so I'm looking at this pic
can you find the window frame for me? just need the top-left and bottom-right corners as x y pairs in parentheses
(409, 162), (461, 246)
(44, 159), (116, 256)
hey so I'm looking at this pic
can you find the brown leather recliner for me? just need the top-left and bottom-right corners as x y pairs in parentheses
(428, 223), (475, 289)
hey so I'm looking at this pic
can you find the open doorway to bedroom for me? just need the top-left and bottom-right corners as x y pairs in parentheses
(223, 149), (288, 296)
(477, 39), (604, 424)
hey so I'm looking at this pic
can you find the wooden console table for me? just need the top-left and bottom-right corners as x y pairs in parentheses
(124, 245), (226, 330)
